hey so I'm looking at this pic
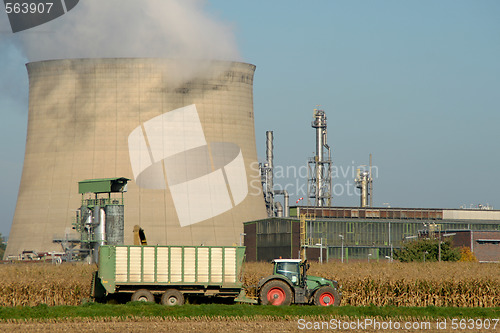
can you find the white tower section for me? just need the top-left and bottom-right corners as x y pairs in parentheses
(355, 169), (372, 207)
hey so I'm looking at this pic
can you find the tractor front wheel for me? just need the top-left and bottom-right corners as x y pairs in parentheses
(313, 286), (341, 306)
(260, 280), (293, 306)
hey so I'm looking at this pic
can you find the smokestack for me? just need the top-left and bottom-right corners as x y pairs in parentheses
(369, 153), (373, 207)
(266, 131), (274, 203)
(262, 131), (274, 217)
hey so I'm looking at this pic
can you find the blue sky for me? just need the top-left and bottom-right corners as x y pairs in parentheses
(1, 1), (499, 237)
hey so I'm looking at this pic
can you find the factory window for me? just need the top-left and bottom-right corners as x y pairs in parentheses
(403, 223), (411, 236)
(262, 222), (268, 234)
(346, 222), (354, 234)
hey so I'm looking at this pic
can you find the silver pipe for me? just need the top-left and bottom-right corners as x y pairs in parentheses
(284, 191), (289, 217)
(266, 131), (274, 197)
(369, 154), (373, 207)
(316, 129), (323, 162)
(93, 205), (100, 239)
(312, 110), (327, 206)
(92, 205), (106, 264)
(325, 141), (331, 207)
(263, 131), (274, 217)
(274, 189), (289, 217)
(98, 208), (106, 246)
(355, 169), (370, 207)
(275, 201), (283, 217)
(266, 131), (273, 169)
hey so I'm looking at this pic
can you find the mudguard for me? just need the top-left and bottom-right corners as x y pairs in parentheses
(257, 275), (294, 291)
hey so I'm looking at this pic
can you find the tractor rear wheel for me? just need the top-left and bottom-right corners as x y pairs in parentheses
(313, 286), (341, 306)
(260, 280), (293, 306)
(131, 289), (155, 303)
(161, 289), (185, 306)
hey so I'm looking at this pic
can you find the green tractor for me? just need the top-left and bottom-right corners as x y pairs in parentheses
(257, 259), (341, 306)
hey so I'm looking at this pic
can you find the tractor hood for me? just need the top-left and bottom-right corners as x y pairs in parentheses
(306, 275), (339, 290)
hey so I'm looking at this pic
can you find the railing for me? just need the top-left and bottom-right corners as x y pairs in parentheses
(82, 197), (124, 207)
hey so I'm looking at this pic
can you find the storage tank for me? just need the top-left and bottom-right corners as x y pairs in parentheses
(5, 58), (267, 257)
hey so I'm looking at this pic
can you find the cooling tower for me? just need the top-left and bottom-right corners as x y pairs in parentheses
(5, 58), (267, 257)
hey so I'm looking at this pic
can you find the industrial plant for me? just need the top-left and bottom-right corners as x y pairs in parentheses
(246, 111), (500, 263)
(3, 58), (500, 263)
(4, 58), (267, 259)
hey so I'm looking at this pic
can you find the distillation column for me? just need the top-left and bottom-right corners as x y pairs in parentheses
(308, 109), (332, 207)
(355, 155), (374, 208)
(355, 169), (372, 207)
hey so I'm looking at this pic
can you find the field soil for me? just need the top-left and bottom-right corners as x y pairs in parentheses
(0, 317), (491, 333)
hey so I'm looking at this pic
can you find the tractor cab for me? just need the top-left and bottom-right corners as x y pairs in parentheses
(273, 258), (310, 287)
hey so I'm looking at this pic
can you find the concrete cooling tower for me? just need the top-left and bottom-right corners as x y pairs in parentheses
(5, 58), (267, 258)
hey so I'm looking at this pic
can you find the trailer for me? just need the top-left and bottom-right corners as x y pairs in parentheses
(92, 244), (341, 306)
(92, 245), (254, 305)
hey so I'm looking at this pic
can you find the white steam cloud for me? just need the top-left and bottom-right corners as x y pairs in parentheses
(0, 0), (242, 111)
(14, 0), (241, 61)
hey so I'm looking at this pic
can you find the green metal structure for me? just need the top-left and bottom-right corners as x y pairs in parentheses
(78, 177), (130, 195)
(54, 177), (130, 262)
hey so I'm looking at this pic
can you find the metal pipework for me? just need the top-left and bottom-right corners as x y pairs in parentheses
(310, 109), (331, 207)
(369, 154), (373, 207)
(355, 168), (372, 207)
(312, 110), (327, 162)
(266, 131), (274, 206)
(266, 131), (273, 178)
(275, 201), (283, 217)
(274, 189), (289, 217)
(262, 131), (275, 217)
(92, 206), (106, 264)
(262, 131), (290, 217)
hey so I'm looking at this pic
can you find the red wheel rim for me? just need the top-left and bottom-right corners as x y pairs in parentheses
(267, 287), (286, 305)
(319, 292), (335, 306)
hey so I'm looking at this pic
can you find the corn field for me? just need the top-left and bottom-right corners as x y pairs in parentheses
(242, 261), (500, 307)
(0, 261), (498, 307)
(0, 264), (92, 307)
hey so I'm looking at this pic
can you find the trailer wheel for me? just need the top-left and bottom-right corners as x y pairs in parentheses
(260, 280), (293, 306)
(131, 289), (155, 303)
(161, 289), (184, 306)
(313, 286), (341, 306)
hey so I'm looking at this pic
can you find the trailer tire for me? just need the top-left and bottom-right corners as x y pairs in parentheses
(313, 286), (341, 306)
(260, 280), (293, 306)
(161, 289), (184, 306)
(131, 289), (155, 303)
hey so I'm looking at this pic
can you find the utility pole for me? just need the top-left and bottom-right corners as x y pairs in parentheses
(339, 234), (344, 263)
(369, 153), (373, 207)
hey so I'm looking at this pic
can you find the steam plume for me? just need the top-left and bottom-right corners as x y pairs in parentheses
(13, 0), (241, 61)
